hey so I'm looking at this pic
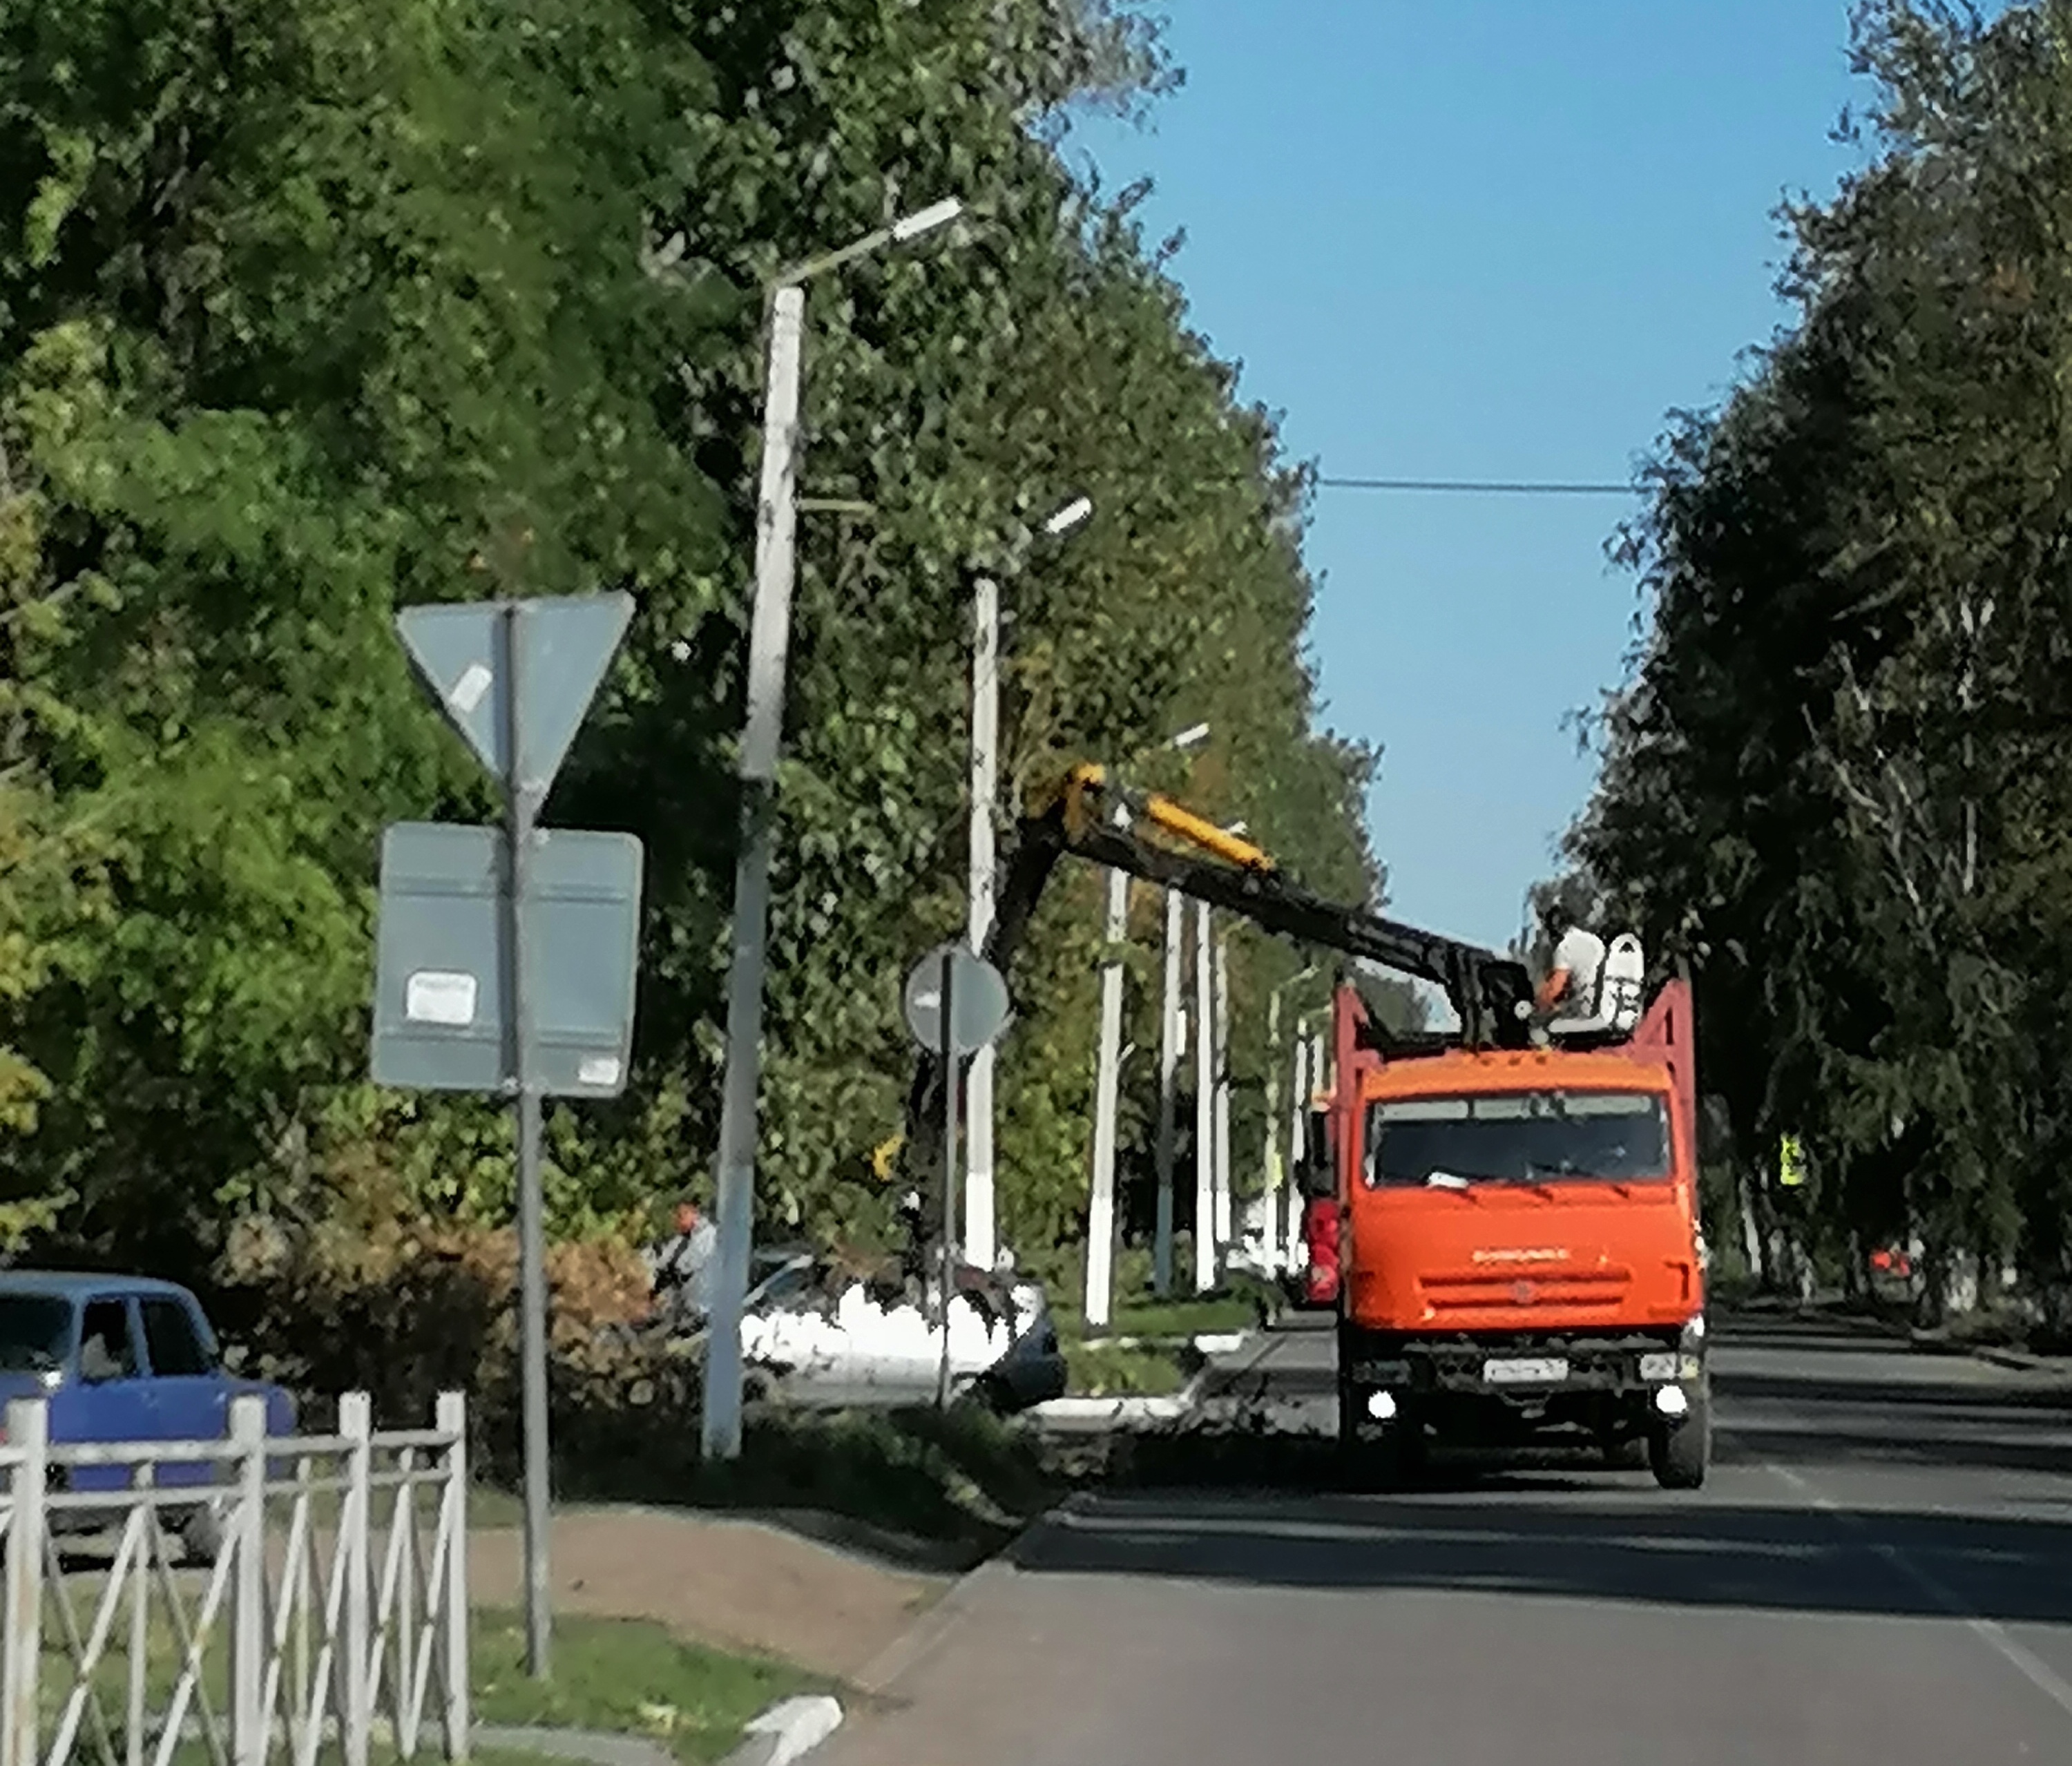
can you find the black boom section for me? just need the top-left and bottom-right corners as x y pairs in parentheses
(1060, 816), (1533, 1050)
(899, 799), (1533, 1195)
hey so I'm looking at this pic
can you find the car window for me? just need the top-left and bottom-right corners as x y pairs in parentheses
(749, 1264), (813, 1309)
(0, 1296), (73, 1374)
(140, 1298), (215, 1376)
(78, 1299), (138, 1383)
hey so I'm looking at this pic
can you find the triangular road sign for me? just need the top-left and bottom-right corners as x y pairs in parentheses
(397, 591), (633, 795)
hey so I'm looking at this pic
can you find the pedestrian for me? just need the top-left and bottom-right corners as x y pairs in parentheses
(646, 1191), (718, 1330)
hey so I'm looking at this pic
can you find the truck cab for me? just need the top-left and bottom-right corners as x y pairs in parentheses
(1333, 979), (1710, 1488)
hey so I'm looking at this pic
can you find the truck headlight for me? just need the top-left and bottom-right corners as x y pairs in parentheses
(1680, 1312), (1706, 1351)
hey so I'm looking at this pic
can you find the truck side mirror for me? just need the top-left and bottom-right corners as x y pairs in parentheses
(1298, 1113), (1334, 1198)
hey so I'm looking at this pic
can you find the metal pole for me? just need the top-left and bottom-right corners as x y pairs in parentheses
(1086, 863), (1129, 1329)
(497, 604), (554, 1676)
(1152, 890), (1182, 1294)
(1213, 932), (1232, 1256)
(703, 282), (806, 1463)
(936, 950), (959, 1410)
(1193, 900), (1216, 1293)
(964, 573), (1000, 1273)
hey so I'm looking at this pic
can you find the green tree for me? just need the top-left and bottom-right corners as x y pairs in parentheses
(1557, 0), (2072, 1321)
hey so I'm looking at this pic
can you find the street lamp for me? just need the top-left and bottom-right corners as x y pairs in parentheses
(1194, 816), (1247, 1294)
(702, 196), (966, 1464)
(1263, 964), (1316, 1274)
(1151, 722), (1211, 1295)
(967, 494), (1095, 1274)
(1091, 718), (1219, 1323)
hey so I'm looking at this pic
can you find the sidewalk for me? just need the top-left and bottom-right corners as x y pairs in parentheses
(1745, 1294), (2072, 1381)
(470, 1507), (948, 1682)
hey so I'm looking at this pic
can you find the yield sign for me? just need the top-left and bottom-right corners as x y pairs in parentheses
(396, 591), (634, 794)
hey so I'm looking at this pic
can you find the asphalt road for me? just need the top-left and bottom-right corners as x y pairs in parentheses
(826, 1312), (2072, 1765)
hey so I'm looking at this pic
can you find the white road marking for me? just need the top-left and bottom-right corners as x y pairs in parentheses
(1761, 1453), (2072, 1722)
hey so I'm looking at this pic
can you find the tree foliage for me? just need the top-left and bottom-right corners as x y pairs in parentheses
(1555, 0), (2072, 1318)
(0, 0), (1372, 1309)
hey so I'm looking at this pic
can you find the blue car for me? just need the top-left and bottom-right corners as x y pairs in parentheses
(0, 1271), (295, 1559)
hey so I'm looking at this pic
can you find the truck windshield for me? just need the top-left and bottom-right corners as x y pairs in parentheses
(1366, 1091), (1670, 1187)
(0, 1296), (73, 1372)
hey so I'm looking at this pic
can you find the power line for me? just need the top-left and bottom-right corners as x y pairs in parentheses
(1317, 476), (1637, 495)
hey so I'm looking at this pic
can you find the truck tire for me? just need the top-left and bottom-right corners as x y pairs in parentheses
(1600, 1433), (1649, 1471)
(1365, 1421), (1425, 1491)
(1648, 1389), (1710, 1490)
(1335, 1364), (1364, 1477)
(1338, 1374), (1423, 1491)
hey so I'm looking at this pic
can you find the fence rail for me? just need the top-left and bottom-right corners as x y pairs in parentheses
(0, 1392), (469, 1766)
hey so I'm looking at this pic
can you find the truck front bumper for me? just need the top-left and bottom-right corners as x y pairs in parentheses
(1339, 1327), (1706, 1446)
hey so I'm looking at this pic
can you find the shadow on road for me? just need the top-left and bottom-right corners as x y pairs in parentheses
(1013, 1483), (2072, 1625)
(1019, 1316), (2072, 1624)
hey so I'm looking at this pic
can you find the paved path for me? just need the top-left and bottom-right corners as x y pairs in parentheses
(471, 1507), (943, 1680)
(827, 1314), (2072, 1765)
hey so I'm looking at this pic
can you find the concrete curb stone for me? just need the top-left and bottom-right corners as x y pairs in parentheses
(717, 1696), (845, 1766)
(477, 1726), (676, 1766)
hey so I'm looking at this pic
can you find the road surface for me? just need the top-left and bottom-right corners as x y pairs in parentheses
(827, 1313), (2072, 1765)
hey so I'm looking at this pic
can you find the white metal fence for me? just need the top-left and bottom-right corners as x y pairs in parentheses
(0, 1392), (470, 1766)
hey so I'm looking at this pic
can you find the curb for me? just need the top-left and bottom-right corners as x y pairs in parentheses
(1783, 1301), (2071, 1377)
(1030, 1326), (1268, 1430)
(1029, 1391), (1194, 1426)
(479, 1698), (845, 1766)
(852, 1553), (1018, 1696)
(477, 1727), (675, 1766)
(718, 1696), (844, 1766)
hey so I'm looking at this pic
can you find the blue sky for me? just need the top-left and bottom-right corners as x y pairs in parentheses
(1067, 1), (1872, 948)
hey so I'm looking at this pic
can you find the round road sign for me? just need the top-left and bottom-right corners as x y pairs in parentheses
(903, 943), (1012, 1055)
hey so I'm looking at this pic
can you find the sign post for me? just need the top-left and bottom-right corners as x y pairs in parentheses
(901, 943), (1010, 1411)
(383, 590), (637, 1680)
(936, 950), (957, 1409)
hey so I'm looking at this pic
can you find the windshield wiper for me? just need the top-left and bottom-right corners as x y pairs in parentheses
(1424, 1171), (1473, 1191)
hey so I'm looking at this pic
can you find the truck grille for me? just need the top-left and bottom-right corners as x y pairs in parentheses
(1419, 1266), (1631, 1315)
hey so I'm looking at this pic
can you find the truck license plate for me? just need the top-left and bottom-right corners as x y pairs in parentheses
(1483, 1356), (1569, 1385)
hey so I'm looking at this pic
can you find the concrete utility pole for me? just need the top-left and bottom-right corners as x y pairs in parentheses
(963, 571), (1001, 1273)
(1193, 899), (1216, 1292)
(1085, 858), (1129, 1329)
(1212, 932), (1232, 1256)
(1152, 888), (1184, 1294)
(700, 279), (803, 1467)
(703, 198), (963, 1463)
(1262, 967), (1316, 1277)
(963, 496), (1091, 1276)
(1263, 986), (1283, 1276)
(1286, 1021), (1310, 1267)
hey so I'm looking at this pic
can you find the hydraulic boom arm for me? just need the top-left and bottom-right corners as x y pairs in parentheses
(898, 766), (1533, 1203)
(985, 766), (1534, 1048)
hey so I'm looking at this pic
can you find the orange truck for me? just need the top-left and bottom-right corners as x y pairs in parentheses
(910, 763), (1709, 1487)
(1323, 970), (1709, 1489)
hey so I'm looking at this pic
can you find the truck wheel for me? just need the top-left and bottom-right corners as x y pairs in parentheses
(1339, 1383), (1423, 1491)
(1600, 1433), (1648, 1471)
(1365, 1421), (1425, 1491)
(1648, 1390), (1710, 1490)
(1335, 1367), (1363, 1464)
